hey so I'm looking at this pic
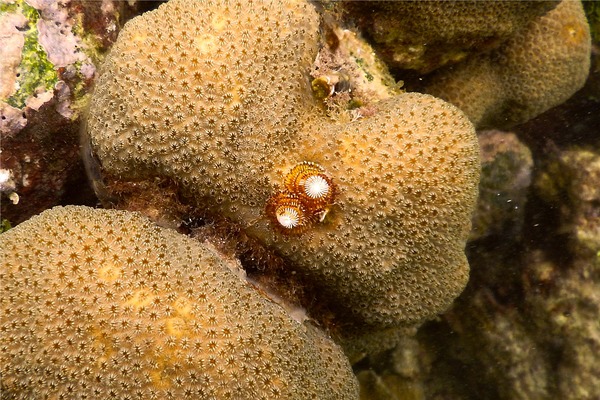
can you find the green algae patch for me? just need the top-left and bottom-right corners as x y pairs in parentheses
(583, 1), (600, 44)
(0, 2), (19, 13)
(6, 1), (58, 109)
(0, 219), (11, 233)
(311, 77), (332, 100)
(353, 57), (374, 82)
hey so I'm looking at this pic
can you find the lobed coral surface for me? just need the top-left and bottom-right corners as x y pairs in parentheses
(338, 0), (558, 73)
(86, 0), (480, 330)
(3, 0), (599, 397)
(0, 206), (358, 399)
(424, 0), (591, 129)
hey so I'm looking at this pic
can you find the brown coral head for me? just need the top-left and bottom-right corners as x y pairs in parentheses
(267, 162), (336, 234)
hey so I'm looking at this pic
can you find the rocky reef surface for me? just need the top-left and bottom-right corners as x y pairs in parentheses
(1, 1), (598, 399)
(0, 0), (145, 225)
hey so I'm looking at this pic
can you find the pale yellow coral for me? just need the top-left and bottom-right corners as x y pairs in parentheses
(0, 206), (358, 399)
(256, 93), (480, 327)
(86, 0), (321, 227)
(424, 0), (591, 129)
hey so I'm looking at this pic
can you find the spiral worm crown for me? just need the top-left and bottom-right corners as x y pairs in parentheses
(267, 162), (336, 234)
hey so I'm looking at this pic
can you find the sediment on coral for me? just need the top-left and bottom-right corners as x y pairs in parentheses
(310, 12), (402, 115)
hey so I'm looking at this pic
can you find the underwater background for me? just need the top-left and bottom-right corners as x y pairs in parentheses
(1, 1), (599, 399)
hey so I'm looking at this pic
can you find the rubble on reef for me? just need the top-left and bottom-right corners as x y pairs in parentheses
(1, 0), (598, 399)
(0, 0), (142, 225)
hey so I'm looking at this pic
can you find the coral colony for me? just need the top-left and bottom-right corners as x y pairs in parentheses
(1, 0), (593, 398)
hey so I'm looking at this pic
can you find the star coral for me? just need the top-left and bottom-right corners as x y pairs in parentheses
(338, 0), (558, 74)
(258, 94), (480, 328)
(85, 0), (480, 333)
(0, 205), (359, 399)
(424, 0), (591, 129)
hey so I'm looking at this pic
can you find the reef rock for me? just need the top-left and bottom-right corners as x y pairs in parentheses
(0, 0), (139, 225)
(470, 130), (533, 242)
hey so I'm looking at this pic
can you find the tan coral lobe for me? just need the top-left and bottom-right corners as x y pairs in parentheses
(424, 0), (591, 129)
(254, 93), (481, 327)
(338, 0), (558, 73)
(0, 206), (359, 399)
(86, 0), (480, 329)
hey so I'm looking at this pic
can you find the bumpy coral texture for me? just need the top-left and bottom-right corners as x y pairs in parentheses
(0, 206), (358, 399)
(340, 0), (558, 73)
(425, 0), (591, 129)
(86, 0), (320, 222)
(261, 94), (480, 327)
(86, 0), (480, 328)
